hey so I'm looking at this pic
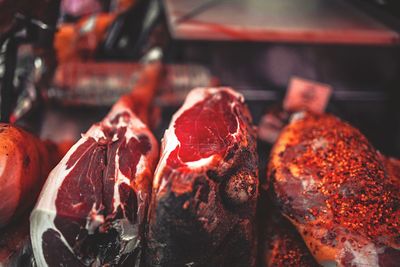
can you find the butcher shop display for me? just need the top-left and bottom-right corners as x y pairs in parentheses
(268, 112), (400, 267)
(30, 63), (161, 267)
(147, 87), (259, 267)
(1, 1), (400, 266)
(1, 87), (399, 266)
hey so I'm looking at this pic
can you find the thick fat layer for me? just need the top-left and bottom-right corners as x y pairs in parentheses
(153, 87), (244, 190)
(31, 136), (89, 267)
(269, 112), (400, 266)
(31, 108), (156, 266)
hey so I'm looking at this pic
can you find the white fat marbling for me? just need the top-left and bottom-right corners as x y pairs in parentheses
(86, 203), (105, 235)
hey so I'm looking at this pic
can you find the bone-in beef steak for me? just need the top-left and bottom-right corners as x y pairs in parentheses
(268, 112), (400, 267)
(147, 87), (258, 267)
(30, 63), (160, 266)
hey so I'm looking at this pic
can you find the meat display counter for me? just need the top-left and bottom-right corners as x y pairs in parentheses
(0, 0), (399, 266)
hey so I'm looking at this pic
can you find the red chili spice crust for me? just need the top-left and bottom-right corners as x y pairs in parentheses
(263, 208), (320, 267)
(268, 112), (399, 264)
(267, 230), (319, 267)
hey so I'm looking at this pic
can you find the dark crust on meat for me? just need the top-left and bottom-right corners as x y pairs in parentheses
(147, 89), (258, 267)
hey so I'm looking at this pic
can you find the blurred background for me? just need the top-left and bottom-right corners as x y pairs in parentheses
(0, 0), (400, 157)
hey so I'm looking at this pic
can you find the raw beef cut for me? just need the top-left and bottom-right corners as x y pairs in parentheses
(147, 87), (258, 267)
(30, 63), (160, 266)
(268, 112), (400, 267)
(0, 124), (67, 228)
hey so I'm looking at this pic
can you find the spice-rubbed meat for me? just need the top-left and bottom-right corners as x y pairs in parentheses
(30, 63), (160, 267)
(261, 207), (320, 267)
(0, 124), (67, 228)
(147, 87), (258, 267)
(268, 112), (400, 267)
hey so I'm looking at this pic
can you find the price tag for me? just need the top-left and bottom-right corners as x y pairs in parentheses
(283, 77), (332, 114)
